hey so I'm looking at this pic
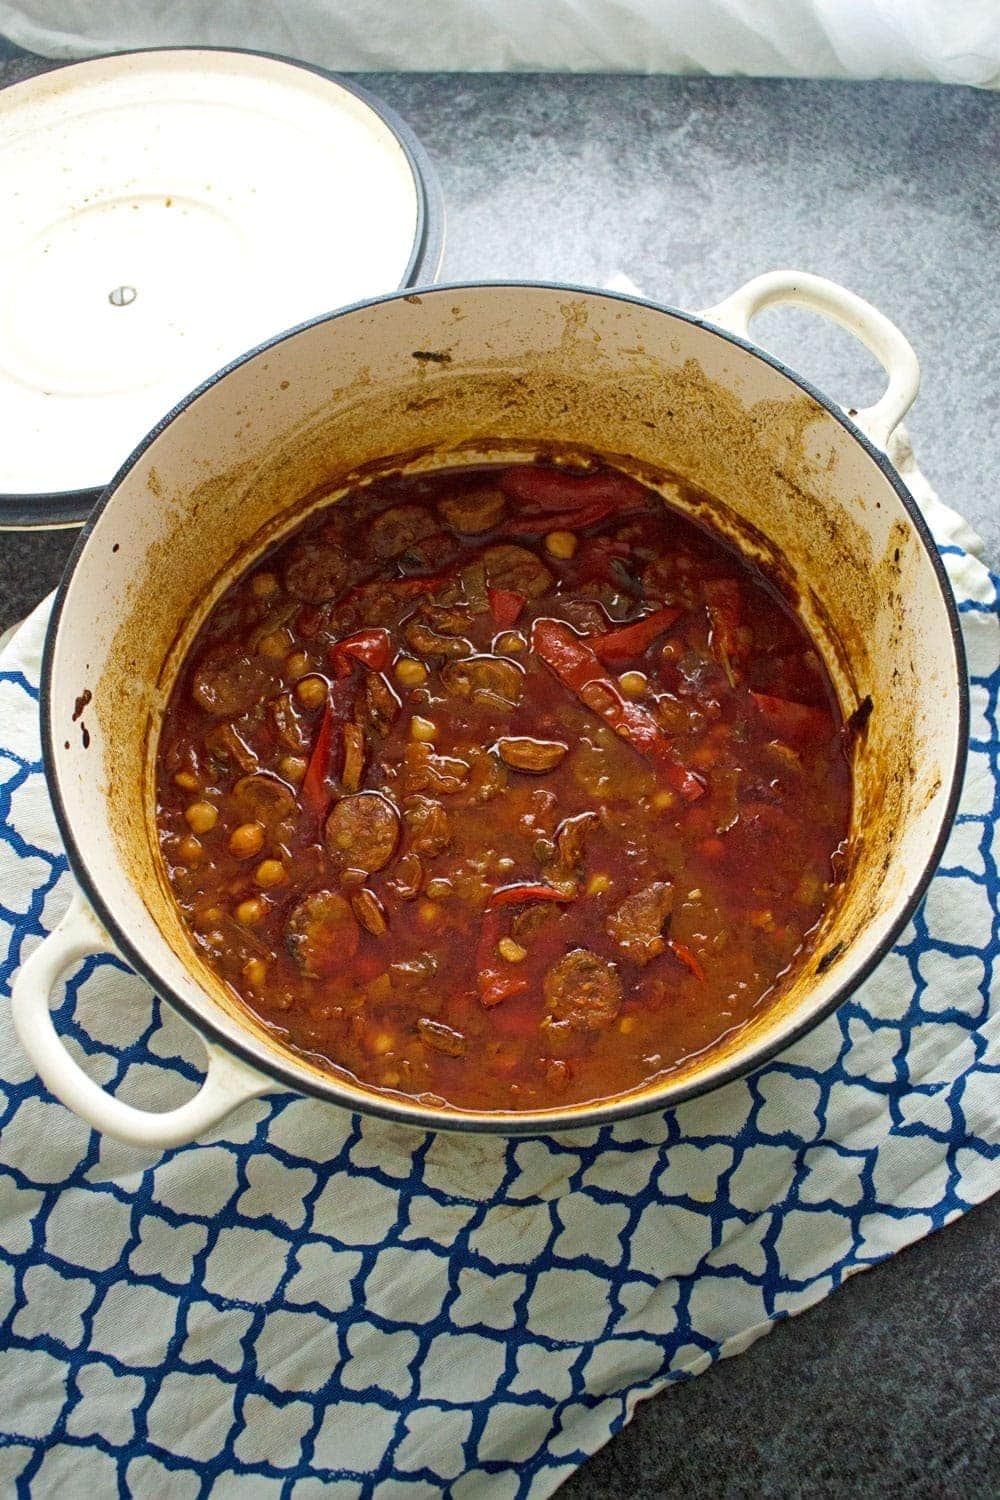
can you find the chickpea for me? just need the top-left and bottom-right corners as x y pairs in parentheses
(250, 572), (280, 600)
(279, 754), (307, 785)
(243, 957), (268, 987)
(394, 657), (428, 688)
(498, 937), (527, 964)
(235, 896), (266, 926)
(410, 715), (437, 743)
(173, 770), (199, 791)
(194, 905), (223, 931)
(254, 858), (287, 889)
(285, 650), (310, 680)
(184, 801), (218, 834)
(177, 835), (203, 864)
(257, 627), (293, 658)
(229, 822), (265, 860)
(495, 631), (527, 654)
(544, 530), (578, 559)
(619, 671), (648, 699)
(296, 674), (328, 710)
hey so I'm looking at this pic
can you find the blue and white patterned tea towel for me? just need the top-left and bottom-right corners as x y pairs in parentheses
(1, 431), (998, 1498)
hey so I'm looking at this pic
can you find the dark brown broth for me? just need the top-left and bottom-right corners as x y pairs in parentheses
(155, 462), (851, 1111)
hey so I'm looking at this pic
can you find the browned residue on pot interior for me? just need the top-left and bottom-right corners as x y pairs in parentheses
(94, 290), (946, 1104)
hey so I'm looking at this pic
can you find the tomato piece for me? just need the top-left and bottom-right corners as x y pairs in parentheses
(487, 587), (526, 628)
(590, 605), (684, 664)
(750, 692), (831, 746)
(530, 618), (705, 801)
(667, 939), (705, 981)
(329, 628), (392, 678)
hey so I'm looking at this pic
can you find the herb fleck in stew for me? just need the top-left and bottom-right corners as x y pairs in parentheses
(156, 463), (851, 1111)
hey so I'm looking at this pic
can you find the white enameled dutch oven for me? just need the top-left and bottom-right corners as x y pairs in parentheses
(12, 272), (968, 1149)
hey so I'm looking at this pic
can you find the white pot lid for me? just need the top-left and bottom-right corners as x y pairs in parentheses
(0, 49), (444, 528)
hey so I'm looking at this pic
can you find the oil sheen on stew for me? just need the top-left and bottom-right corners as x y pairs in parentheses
(156, 462), (851, 1111)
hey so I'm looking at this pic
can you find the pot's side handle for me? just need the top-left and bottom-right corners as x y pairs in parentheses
(700, 270), (920, 450)
(11, 889), (271, 1150)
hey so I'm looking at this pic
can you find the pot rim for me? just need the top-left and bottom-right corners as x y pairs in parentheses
(0, 44), (446, 530)
(40, 278), (970, 1135)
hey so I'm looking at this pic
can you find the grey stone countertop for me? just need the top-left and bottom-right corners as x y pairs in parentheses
(1, 46), (997, 1497)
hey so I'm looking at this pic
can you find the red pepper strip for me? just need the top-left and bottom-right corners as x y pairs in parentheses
(530, 619), (706, 801)
(750, 692), (830, 746)
(590, 604), (684, 665)
(477, 884), (573, 1008)
(503, 500), (617, 535)
(487, 882), (575, 910)
(476, 911), (527, 1008)
(500, 466), (649, 511)
(346, 573), (450, 607)
(301, 699), (336, 818)
(329, 627), (392, 679)
(704, 579), (742, 677)
(488, 587), (526, 629)
(668, 940), (705, 981)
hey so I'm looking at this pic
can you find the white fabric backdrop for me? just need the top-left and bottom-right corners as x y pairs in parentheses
(1, 1), (998, 86)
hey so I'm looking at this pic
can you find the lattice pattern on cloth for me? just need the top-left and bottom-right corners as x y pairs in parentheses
(0, 448), (997, 1497)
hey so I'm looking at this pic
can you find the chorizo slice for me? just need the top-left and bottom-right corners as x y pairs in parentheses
(496, 737), (568, 774)
(482, 543), (553, 599)
(543, 948), (623, 1032)
(441, 654), (524, 708)
(286, 891), (359, 978)
(232, 773), (297, 828)
(398, 531), (461, 575)
(403, 619), (473, 660)
(370, 504), (437, 559)
(438, 488), (506, 534)
(191, 648), (270, 717)
(606, 882), (675, 966)
(324, 791), (401, 873)
(281, 542), (353, 603)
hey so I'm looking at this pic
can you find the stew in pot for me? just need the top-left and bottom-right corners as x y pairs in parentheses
(155, 462), (851, 1111)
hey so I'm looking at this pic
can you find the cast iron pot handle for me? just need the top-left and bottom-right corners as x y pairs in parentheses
(11, 889), (270, 1149)
(701, 270), (920, 450)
